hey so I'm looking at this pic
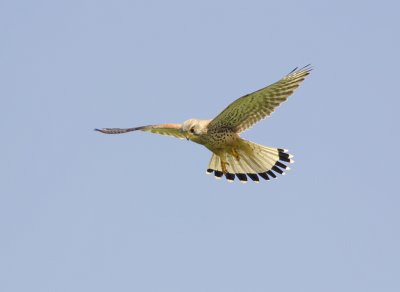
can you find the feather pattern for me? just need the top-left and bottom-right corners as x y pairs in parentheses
(207, 139), (294, 183)
(95, 124), (185, 139)
(207, 65), (312, 133)
(96, 65), (311, 183)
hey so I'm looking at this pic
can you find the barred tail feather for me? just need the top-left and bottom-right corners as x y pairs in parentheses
(206, 139), (294, 183)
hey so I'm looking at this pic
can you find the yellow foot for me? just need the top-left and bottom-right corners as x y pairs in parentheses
(220, 161), (229, 174)
(231, 148), (240, 161)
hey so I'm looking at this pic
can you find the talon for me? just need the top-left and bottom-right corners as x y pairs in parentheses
(231, 148), (240, 161)
(220, 161), (229, 174)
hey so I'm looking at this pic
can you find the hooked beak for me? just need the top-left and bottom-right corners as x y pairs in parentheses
(180, 129), (190, 141)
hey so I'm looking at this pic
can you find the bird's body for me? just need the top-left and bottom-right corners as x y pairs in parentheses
(183, 120), (238, 149)
(96, 65), (312, 183)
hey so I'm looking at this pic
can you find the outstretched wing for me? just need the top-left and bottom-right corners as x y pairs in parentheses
(95, 124), (185, 139)
(207, 65), (312, 133)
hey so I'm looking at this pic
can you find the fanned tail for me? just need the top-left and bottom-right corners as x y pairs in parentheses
(206, 139), (294, 183)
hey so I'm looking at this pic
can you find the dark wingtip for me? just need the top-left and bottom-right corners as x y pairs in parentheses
(288, 64), (313, 76)
(94, 128), (110, 134)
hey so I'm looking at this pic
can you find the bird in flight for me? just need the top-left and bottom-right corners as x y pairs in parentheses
(96, 65), (312, 183)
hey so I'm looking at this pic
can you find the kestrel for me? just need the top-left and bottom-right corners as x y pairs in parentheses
(96, 65), (312, 183)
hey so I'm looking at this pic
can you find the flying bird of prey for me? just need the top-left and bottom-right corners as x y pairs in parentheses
(96, 65), (312, 183)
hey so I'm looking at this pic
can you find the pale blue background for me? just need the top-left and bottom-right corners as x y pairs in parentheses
(1, 0), (399, 291)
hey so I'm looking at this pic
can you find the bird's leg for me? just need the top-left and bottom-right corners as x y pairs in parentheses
(220, 160), (229, 174)
(231, 148), (240, 161)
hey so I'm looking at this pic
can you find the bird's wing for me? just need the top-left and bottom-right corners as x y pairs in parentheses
(95, 123), (185, 139)
(207, 65), (312, 133)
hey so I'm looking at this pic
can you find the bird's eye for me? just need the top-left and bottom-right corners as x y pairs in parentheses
(190, 128), (195, 133)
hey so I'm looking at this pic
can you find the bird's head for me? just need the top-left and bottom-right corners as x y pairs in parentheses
(181, 119), (210, 141)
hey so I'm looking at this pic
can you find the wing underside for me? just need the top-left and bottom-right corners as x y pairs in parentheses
(95, 124), (185, 139)
(207, 65), (312, 133)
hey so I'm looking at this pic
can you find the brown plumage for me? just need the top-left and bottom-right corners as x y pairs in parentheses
(96, 65), (312, 183)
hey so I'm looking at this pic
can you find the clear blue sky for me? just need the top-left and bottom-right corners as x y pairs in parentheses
(1, 0), (399, 291)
